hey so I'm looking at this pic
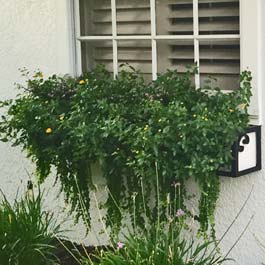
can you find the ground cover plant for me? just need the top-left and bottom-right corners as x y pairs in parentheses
(0, 66), (251, 237)
(0, 186), (61, 265)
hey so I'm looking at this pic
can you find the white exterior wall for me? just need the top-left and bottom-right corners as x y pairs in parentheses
(0, 1), (265, 264)
(0, 0), (73, 195)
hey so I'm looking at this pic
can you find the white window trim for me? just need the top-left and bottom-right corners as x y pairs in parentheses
(72, 0), (82, 76)
(240, 0), (262, 124)
(72, 0), (263, 124)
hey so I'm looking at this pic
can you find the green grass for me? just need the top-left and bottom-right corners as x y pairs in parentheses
(0, 188), (61, 265)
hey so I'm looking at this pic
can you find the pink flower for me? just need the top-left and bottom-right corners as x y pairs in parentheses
(117, 242), (124, 249)
(176, 208), (185, 217)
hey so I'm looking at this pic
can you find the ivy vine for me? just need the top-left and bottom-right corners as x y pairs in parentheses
(0, 66), (251, 236)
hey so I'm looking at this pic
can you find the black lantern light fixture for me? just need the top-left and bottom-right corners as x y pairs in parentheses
(218, 125), (262, 177)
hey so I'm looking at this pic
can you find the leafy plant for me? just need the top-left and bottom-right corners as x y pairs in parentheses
(86, 223), (228, 265)
(0, 186), (61, 265)
(0, 66), (252, 236)
(65, 164), (230, 265)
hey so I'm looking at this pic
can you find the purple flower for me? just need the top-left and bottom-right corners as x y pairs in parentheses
(176, 208), (185, 217)
(117, 242), (124, 249)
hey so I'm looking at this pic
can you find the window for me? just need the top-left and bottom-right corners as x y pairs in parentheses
(73, 0), (262, 123)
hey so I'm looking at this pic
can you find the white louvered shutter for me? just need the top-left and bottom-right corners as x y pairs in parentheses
(198, 0), (240, 89)
(79, 0), (240, 90)
(79, 0), (113, 72)
(156, 0), (240, 89)
(116, 0), (152, 80)
(79, 0), (152, 80)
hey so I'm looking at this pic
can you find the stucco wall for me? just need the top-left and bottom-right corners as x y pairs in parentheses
(0, 0), (72, 197)
(0, 1), (265, 264)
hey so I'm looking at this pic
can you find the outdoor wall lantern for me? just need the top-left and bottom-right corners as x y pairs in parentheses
(218, 125), (262, 177)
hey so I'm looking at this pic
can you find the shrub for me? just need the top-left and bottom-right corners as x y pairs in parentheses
(0, 187), (61, 265)
(0, 66), (252, 236)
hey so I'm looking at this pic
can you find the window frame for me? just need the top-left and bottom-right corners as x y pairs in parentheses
(240, 0), (262, 124)
(72, 0), (262, 124)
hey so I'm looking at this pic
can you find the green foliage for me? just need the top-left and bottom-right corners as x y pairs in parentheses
(0, 66), (251, 235)
(0, 187), (61, 265)
(87, 222), (228, 265)
(76, 169), (229, 265)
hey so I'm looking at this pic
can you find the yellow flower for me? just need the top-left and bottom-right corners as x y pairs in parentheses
(34, 72), (43, 78)
(144, 125), (149, 131)
(238, 103), (247, 109)
(79, 80), (85, 85)
(45, 128), (52, 134)
(228, 108), (234, 113)
(59, 115), (64, 121)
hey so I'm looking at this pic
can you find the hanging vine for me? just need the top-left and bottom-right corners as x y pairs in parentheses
(0, 66), (251, 235)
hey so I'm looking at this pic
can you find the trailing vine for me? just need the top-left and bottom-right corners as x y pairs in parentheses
(0, 66), (251, 236)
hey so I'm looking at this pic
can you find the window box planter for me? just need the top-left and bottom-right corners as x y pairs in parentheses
(218, 125), (262, 177)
